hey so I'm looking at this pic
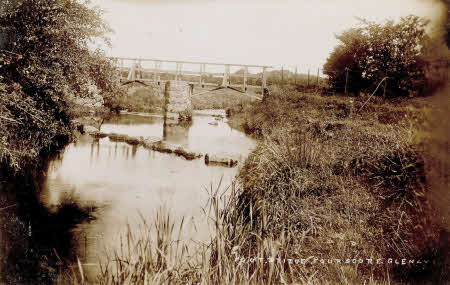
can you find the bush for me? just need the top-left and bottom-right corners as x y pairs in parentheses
(324, 16), (432, 97)
(0, 0), (117, 171)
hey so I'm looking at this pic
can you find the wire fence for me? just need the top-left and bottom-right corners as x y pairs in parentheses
(268, 60), (449, 97)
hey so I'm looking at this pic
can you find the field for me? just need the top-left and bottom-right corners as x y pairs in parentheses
(191, 85), (262, 110)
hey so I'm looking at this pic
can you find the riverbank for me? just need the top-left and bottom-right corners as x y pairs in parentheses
(223, 86), (448, 284)
(88, 86), (448, 284)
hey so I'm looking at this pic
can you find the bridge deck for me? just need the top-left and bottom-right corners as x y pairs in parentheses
(120, 78), (263, 89)
(110, 57), (270, 92)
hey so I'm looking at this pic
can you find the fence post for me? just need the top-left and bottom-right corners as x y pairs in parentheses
(294, 67), (297, 85)
(243, 66), (248, 92)
(316, 68), (319, 92)
(307, 69), (310, 87)
(199, 64), (203, 86)
(157, 61), (161, 85)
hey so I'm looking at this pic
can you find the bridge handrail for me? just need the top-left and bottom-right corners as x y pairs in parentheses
(109, 57), (272, 69)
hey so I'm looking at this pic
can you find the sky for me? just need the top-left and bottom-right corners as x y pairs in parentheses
(91, 0), (446, 72)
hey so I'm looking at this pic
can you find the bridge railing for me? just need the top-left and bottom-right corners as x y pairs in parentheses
(109, 57), (272, 93)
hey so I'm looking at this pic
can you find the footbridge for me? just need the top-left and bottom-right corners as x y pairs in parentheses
(109, 57), (271, 97)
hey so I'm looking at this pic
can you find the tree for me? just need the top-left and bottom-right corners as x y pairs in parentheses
(324, 16), (430, 97)
(0, 0), (117, 170)
(323, 28), (370, 95)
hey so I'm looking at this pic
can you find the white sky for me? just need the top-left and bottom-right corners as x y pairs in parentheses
(92, 0), (445, 71)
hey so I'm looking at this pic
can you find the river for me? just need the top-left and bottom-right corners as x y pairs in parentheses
(0, 110), (256, 284)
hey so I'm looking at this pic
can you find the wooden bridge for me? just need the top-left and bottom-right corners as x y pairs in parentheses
(109, 57), (271, 96)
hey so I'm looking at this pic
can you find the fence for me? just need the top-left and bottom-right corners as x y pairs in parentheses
(110, 58), (449, 97)
(269, 60), (449, 97)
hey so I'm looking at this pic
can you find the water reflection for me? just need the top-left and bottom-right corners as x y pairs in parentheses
(163, 120), (192, 144)
(0, 164), (95, 284)
(0, 111), (256, 283)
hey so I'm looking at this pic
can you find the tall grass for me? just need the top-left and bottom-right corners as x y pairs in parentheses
(69, 86), (446, 284)
(81, 180), (393, 284)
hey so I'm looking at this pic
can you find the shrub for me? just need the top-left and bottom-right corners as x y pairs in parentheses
(0, 0), (117, 171)
(324, 16), (432, 97)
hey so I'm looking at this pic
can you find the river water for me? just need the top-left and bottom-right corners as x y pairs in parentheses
(0, 111), (256, 284)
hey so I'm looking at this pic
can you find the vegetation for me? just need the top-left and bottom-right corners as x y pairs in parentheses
(107, 83), (164, 113)
(192, 86), (260, 110)
(0, 0), (118, 171)
(67, 85), (447, 284)
(224, 87), (447, 284)
(0, 2), (447, 284)
(323, 15), (446, 97)
(111, 84), (262, 112)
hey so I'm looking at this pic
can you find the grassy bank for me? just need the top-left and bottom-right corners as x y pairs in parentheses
(109, 84), (164, 113)
(72, 86), (448, 284)
(111, 84), (262, 112)
(192, 86), (261, 110)
(223, 86), (448, 284)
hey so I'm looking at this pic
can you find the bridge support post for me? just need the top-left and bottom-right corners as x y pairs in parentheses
(137, 59), (142, 80)
(175, 62), (183, 81)
(222, 65), (230, 87)
(127, 61), (143, 81)
(262, 67), (267, 93)
(164, 80), (193, 124)
(127, 62), (135, 81)
(200, 64), (205, 87)
(112, 58), (120, 85)
(119, 59), (124, 82)
(154, 61), (161, 85)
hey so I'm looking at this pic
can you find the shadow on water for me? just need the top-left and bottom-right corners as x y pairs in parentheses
(0, 154), (96, 284)
(163, 120), (193, 144)
(0, 111), (256, 284)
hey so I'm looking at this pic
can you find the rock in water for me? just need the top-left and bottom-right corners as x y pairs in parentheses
(90, 132), (108, 139)
(108, 133), (130, 142)
(204, 152), (240, 167)
(142, 136), (161, 148)
(125, 136), (140, 145)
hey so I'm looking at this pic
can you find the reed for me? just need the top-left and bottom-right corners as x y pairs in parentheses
(70, 86), (446, 284)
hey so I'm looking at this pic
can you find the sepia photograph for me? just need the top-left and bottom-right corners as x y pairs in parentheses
(0, 0), (449, 284)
